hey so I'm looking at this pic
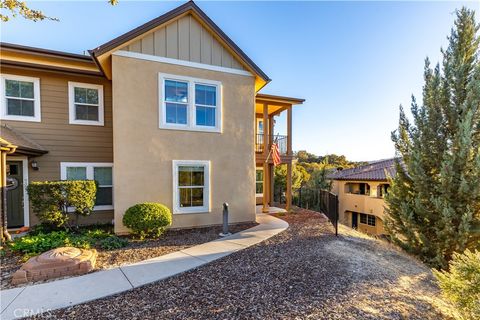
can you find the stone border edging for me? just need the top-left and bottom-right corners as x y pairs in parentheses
(0, 213), (288, 320)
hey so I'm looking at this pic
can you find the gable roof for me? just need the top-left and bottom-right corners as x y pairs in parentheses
(328, 158), (398, 181)
(90, 1), (270, 87)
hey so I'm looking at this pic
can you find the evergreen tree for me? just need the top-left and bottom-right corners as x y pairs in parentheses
(385, 8), (480, 269)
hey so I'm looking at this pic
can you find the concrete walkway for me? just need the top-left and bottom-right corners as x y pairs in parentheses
(0, 213), (288, 320)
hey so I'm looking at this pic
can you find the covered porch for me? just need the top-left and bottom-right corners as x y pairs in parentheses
(1, 125), (47, 233)
(254, 94), (304, 213)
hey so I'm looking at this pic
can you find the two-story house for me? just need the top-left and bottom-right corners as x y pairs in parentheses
(0, 1), (303, 234)
(329, 158), (396, 235)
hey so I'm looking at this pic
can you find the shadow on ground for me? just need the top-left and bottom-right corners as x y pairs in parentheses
(36, 209), (456, 320)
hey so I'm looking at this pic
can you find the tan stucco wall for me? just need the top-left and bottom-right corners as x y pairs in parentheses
(332, 180), (388, 235)
(112, 54), (256, 233)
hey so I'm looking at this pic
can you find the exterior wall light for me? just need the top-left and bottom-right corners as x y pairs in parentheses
(31, 160), (39, 171)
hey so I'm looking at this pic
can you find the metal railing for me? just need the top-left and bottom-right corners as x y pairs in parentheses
(255, 134), (288, 155)
(294, 187), (339, 236)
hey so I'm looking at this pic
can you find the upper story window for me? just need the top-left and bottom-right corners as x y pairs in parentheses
(0, 74), (41, 122)
(345, 182), (370, 196)
(195, 84), (217, 127)
(377, 184), (390, 198)
(165, 80), (188, 125)
(159, 74), (221, 132)
(68, 82), (104, 126)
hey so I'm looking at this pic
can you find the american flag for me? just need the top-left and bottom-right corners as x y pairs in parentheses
(271, 142), (281, 166)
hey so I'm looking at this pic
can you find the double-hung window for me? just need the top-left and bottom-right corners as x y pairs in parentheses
(0, 74), (41, 122)
(164, 79), (188, 125)
(195, 84), (217, 127)
(160, 74), (221, 132)
(68, 82), (104, 126)
(60, 162), (113, 210)
(173, 160), (210, 214)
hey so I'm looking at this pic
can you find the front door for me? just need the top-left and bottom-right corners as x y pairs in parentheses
(6, 161), (24, 228)
(351, 212), (358, 229)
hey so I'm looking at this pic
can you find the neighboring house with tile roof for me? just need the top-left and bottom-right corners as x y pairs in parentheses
(328, 158), (398, 235)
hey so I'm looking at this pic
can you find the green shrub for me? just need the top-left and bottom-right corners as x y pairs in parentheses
(123, 203), (172, 239)
(100, 236), (128, 250)
(27, 180), (97, 228)
(8, 228), (128, 257)
(81, 229), (111, 240)
(433, 249), (480, 320)
(9, 231), (73, 255)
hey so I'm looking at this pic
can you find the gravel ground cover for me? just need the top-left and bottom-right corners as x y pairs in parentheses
(32, 208), (456, 320)
(0, 223), (256, 290)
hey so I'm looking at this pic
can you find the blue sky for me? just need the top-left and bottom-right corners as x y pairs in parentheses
(1, 1), (478, 161)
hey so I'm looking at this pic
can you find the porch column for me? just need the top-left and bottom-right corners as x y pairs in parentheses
(262, 103), (270, 213)
(286, 106), (293, 211)
(262, 103), (269, 157)
(268, 115), (274, 204)
(0, 141), (16, 243)
(269, 164), (274, 205)
(1, 150), (7, 243)
(287, 106), (292, 156)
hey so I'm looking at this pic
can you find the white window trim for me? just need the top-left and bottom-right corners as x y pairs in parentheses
(0, 74), (41, 122)
(68, 82), (104, 126)
(172, 160), (211, 214)
(255, 167), (264, 197)
(159, 73), (222, 133)
(60, 162), (113, 211)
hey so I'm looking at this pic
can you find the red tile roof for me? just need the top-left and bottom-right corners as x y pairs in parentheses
(328, 158), (398, 181)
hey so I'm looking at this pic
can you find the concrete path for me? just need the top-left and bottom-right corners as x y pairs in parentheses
(0, 213), (288, 320)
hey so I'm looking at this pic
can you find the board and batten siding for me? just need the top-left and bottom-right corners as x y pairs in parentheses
(0, 67), (113, 225)
(121, 14), (245, 70)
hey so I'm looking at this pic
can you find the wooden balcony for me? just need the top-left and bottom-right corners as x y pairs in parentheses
(254, 93), (305, 212)
(255, 134), (293, 164)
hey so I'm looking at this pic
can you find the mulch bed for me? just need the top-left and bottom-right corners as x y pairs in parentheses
(0, 222), (256, 290)
(34, 208), (455, 320)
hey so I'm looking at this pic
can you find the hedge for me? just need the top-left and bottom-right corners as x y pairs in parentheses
(27, 180), (97, 228)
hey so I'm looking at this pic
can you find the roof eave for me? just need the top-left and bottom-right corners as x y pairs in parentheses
(91, 1), (270, 83)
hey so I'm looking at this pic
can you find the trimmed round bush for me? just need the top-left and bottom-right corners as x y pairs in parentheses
(122, 203), (172, 239)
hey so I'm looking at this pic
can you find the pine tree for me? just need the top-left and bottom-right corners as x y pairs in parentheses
(385, 8), (480, 269)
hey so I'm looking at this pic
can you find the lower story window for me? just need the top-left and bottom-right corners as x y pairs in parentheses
(256, 169), (263, 196)
(61, 162), (113, 210)
(173, 160), (210, 214)
(360, 213), (376, 226)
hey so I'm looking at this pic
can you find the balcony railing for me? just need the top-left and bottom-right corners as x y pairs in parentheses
(255, 134), (288, 155)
